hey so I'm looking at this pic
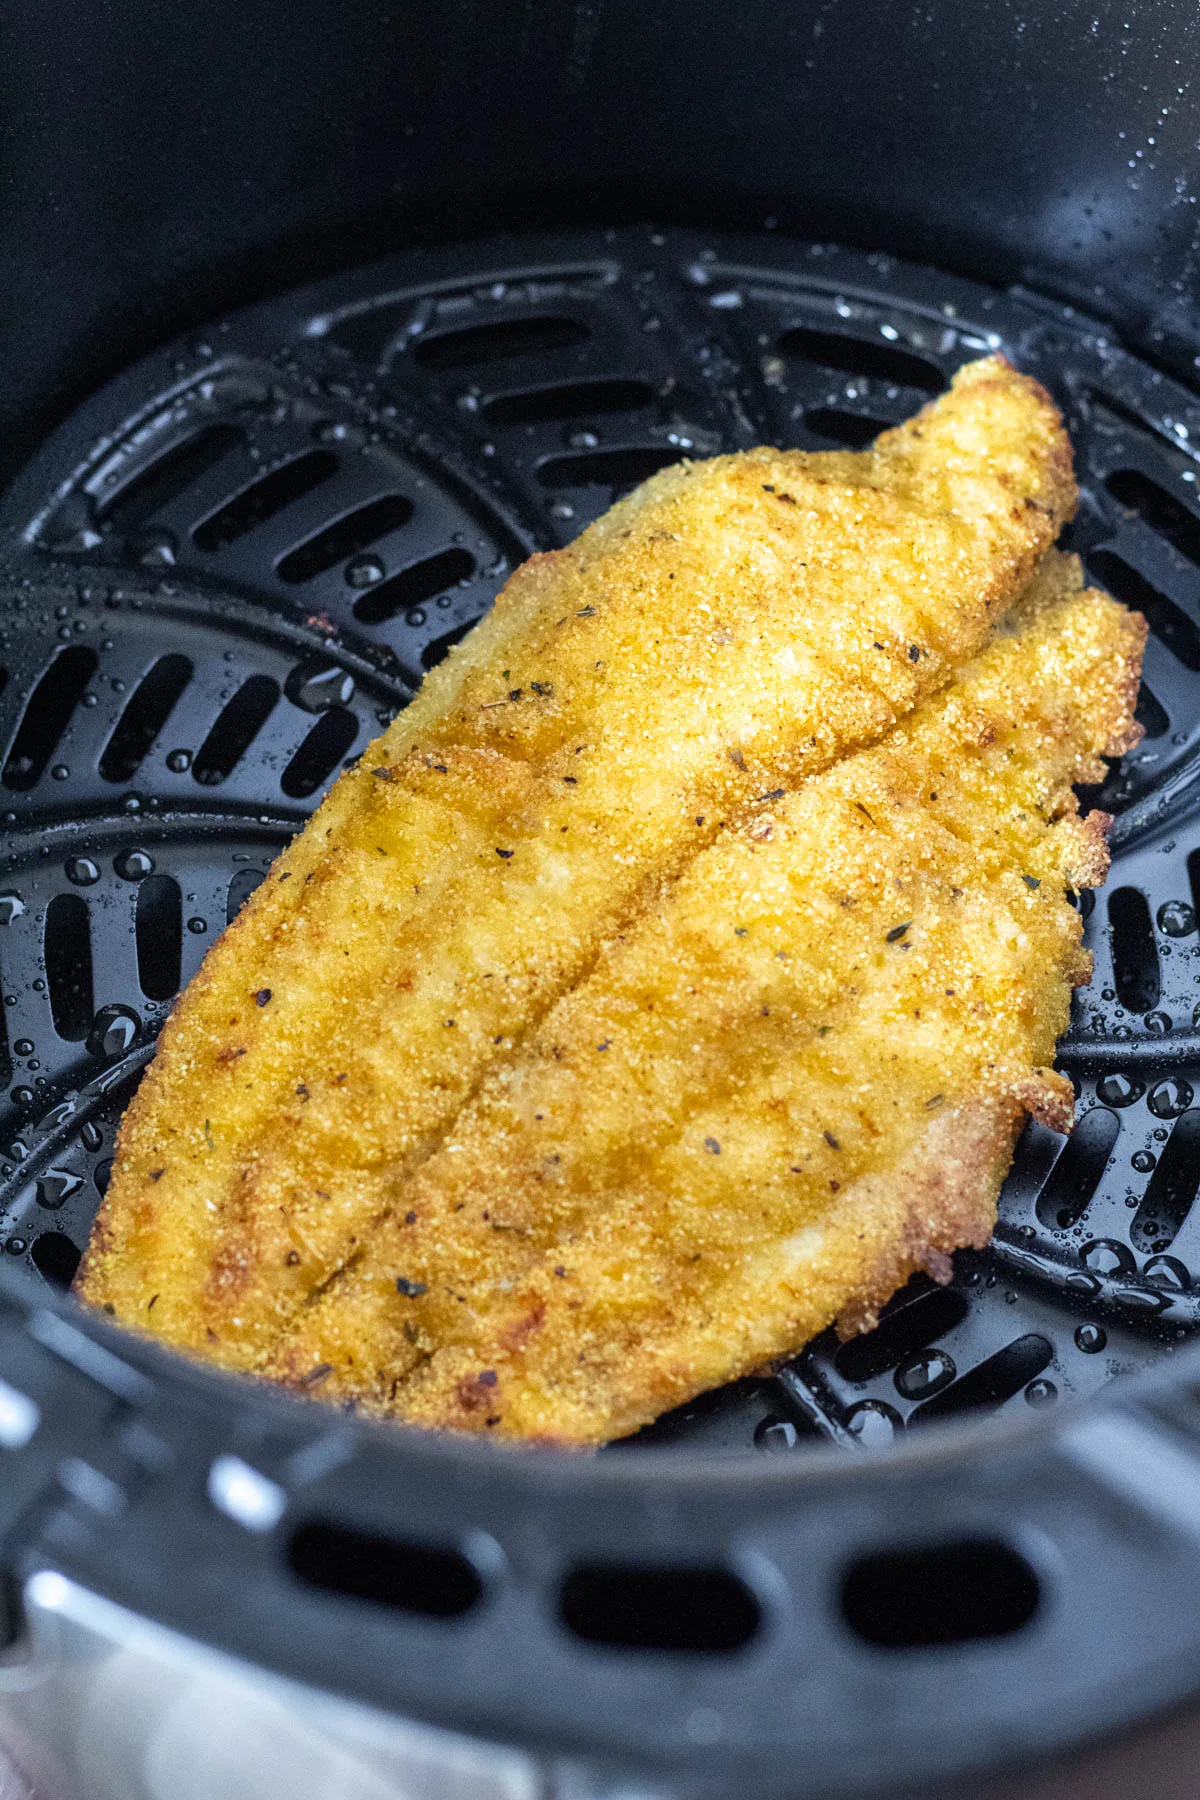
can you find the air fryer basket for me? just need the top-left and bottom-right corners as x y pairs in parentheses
(3, 0), (1200, 1792)
(0, 228), (1200, 1798)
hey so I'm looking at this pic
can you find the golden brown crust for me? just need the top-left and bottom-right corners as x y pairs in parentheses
(263, 578), (1144, 1445)
(77, 358), (1077, 1372)
(831, 1100), (1020, 1338)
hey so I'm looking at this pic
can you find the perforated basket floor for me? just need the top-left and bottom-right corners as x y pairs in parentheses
(1, 225), (1199, 1457)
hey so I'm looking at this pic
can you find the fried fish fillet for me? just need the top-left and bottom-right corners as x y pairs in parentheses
(266, 554), (1144, 1443)
(76, 357), (1075, 1371)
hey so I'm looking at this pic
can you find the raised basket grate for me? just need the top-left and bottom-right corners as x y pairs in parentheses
(2, 226), (1200, 1455)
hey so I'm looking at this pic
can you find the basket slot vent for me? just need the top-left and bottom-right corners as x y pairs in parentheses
(803, 408), (893, 448)
(421, 619), (477, 672)
(1088, 550), (1200, 672)
(101, 424), (244, 529)
(1135, 682), (1170, 740)
(776, 326), (946, 392)
(1106, 467), (1200, 569)
(289, 1520), (482, 1619)
(98, 654), (193, 783)
(560, 1564), (760, 1653)
(1108, 886), (1161, 1013)
(909, 1334), (1052, 1424)
(2, 648), (97, 790)
(30, 1231), (81, 1289)
(192, 451), (339, 554)
(1188, 851), (1200, 929)
(353, 547), (475, 627)
(834, 1285), (967, 1383)
(840, 1540), (1039, 1647)
(135, 875), (182, 1001)
(44, 893), (94, 1040)
(1131, 1111), (1200, 1253)
(1058, 500), (1113, 558)
(1035, 1108), (1120, 1231)
(413, 314), (590, 371)
(276, 494), (414, 586)
(226, 869), (267, 924)
(280, 708), (358, 799)
(481, 377), (656, 425)
(537, 447), (682, 493)
(192, 676), (280, 787)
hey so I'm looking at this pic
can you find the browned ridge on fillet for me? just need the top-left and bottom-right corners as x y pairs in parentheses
(267, 555), (1144, 1444)
(76, 357), (1075, 1372)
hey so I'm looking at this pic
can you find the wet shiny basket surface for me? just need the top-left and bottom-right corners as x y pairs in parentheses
(2, 227), (1198, 1453)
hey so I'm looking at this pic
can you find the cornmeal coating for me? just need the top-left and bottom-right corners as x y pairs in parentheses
(267, 557), (1144, 1444)
(77, 358), (1075, 1372)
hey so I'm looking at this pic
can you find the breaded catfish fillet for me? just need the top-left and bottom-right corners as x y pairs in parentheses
(267, 557), (1144, 1444)
(76, 357), (1074, 1370)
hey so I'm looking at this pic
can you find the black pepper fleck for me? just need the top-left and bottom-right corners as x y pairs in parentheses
(396, 1277), (427, 1298)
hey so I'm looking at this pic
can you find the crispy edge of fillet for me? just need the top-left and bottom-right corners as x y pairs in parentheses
(76, 357), (1075, 1371)
(266, 561), (1144, 1444)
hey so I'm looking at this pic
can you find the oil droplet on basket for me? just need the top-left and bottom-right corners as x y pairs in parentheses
(286, 664), (356, 713)
(345, 554), (385, 589)
(754, 1416), (799, 1453)
(1075, 1322), (1106, 1353)
(1158, 900), (1196, 937)
(1132, 1150), (1156, 1173)
(1081, 1238), (1136, 1277)
(1144, 1255), (1190, 1290)
(36, 1168), (83, 1210)
(894, 1349), (955, 1400)
(86, 1004), (140, 1059)
(1148, 1077), (1193, 1119)
(846, 1400), (902, 1446)
(1097, 1072), (1144, 1107)
(1145, 1012), (1172, 1036)
(114, 848), (154, 881)
(1025, 1379), (1057, 1407)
